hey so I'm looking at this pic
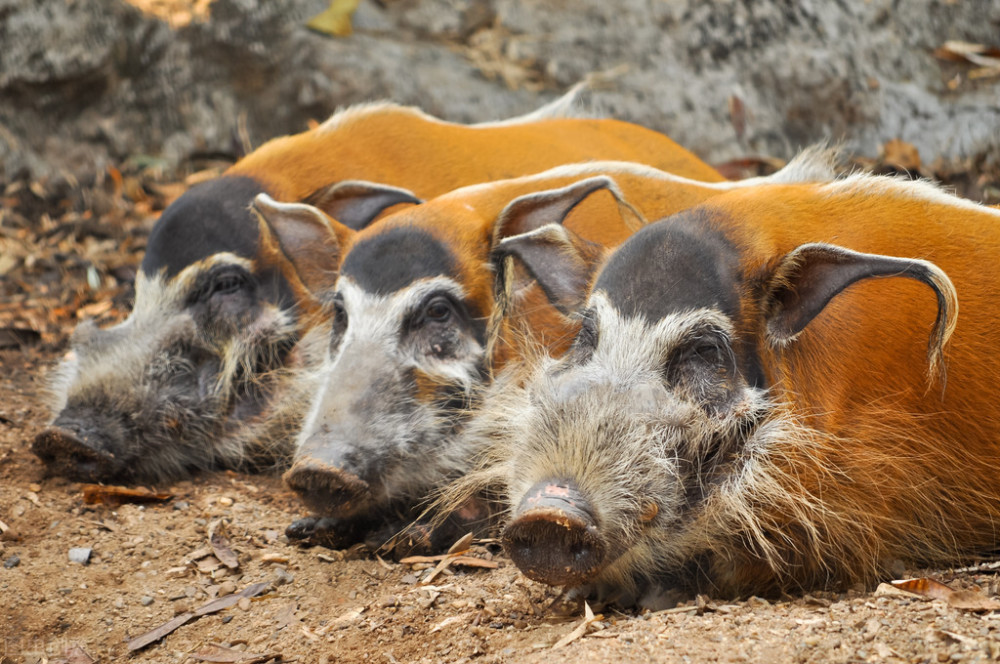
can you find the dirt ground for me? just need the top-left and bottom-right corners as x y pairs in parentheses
(2, 153), (1000, 663)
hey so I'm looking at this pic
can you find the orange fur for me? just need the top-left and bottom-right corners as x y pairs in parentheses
(228, 107), (723, 207)
(680, 180), (1000, 590)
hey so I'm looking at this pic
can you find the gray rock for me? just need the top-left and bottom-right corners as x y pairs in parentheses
(140, 595), (154, 606)
(0, 0), (997, 184)
(68, 547), (92, 564)
(3, 554), (20, 569)
(273, 566), (294, 586)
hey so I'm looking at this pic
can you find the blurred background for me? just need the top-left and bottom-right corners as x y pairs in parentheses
(1, 0), (998, 347)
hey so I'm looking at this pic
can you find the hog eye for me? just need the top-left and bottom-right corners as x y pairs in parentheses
(195, 268), (249, 302)
(422, 296), (454, 324)
(663, 332), (733, 385)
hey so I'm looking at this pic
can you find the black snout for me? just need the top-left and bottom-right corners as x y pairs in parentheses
(283, 455), (373, 518)
(31, 425), (124, 482)
(502, 480), (607, 587)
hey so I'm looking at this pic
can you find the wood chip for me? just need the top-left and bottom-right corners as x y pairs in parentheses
(430, 614), (471, 633)
(186, 547), (214, 562)
(197, 556), (222, 573)
(260, 552), (289, 564)
(127, 582), (270, 651)
(552, 601), (600, 649)
(81, 484), (173, 506)
(450, 556), (499, 569)
(208, 520), (240, 569)
(317, 606), (366, 634)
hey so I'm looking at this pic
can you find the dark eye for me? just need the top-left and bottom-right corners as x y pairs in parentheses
(206, 270), (247, 299)
(663, 330), (734, 384)
(423, 296), (453, 323)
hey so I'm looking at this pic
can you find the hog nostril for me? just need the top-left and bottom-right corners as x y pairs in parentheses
(502, 479), (607, 587)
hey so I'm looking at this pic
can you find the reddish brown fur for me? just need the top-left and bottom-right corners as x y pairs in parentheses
(689, 180), (1000, 591)
(229, 107), (723, 207)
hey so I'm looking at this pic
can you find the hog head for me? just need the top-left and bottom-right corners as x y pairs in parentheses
(491, 214), (956, 603)
(33, 177), (418, 483)
(280, 177), (635, 552)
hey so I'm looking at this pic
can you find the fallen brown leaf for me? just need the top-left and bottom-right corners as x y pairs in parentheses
(81, 484), (173, 506)
(208, 519), (240, 569)
(127, 581), (270, 651)
(946, 590), (1000, 612)
(891, 577), (955, 601)
(552, 601), (600, 649)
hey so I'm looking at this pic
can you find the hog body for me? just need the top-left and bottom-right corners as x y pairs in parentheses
(33, 94), (726, 484)
(279, 154), (835, 553)
(481, 172), (1000, 603)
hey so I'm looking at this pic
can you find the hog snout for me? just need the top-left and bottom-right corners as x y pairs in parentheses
(283, 453), (372, 518)
(31, 424), (125, 482)
(502, 480), (607, 587)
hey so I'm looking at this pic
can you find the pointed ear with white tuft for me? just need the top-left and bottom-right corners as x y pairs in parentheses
(764, 242), (958, 383)
(251, 193), (355, 295)
(303, 180), (422, 230)
(491, 175), (645, 249)
(492, 223), (605, 316)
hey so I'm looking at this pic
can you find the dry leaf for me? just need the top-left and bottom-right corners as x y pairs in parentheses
(891, 577), (956, 601)
(306, 0), (361, 37)
(946, 590), (1000, 611)
(127, 581), (270, 651)
(208, 520), (240, 569)
(447, 532), (475, 555)
(552, 601), (599, 649)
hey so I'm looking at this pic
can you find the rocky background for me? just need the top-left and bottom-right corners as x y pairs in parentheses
(1, 0), (998, 187)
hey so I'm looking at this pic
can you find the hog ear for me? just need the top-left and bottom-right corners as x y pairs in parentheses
(492, 224), (604, 315)
(491, 175), (645, 248)
(251, 193), (353, 295)
(765, 242), (958, 382)
(303, 180), (422, 231)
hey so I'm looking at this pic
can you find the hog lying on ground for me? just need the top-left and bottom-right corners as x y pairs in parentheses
(32, 90), (725, 484)
(269, 153), (835, 554)
(458, 171), (1000, 605)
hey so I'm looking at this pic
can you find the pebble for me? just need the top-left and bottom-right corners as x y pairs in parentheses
(68, 547), (92, 565)
(273, 567), (294, 586)
(218, 581), (237, 596)
(217, 496), (234, 507)
(238, 597), (252, 611)
(3, 554), (20, 569)
(173, 501), (190, 511)
(140, 595), (154, 606)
